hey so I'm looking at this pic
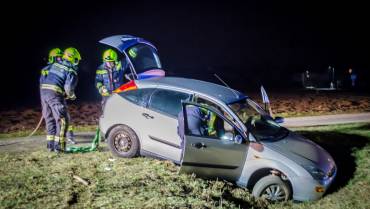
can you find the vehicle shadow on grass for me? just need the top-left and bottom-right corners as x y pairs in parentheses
(355, 123), (370, 130)
(297, 130), (369, 195)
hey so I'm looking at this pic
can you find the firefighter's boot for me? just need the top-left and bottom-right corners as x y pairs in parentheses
(46, 135), (55, 152)
(47, 141), (54, 152)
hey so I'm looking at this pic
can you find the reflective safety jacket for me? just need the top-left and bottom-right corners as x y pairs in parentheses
(200, 107), (217, 136)
(40, 60), (78, 96)
(39, 64), (51, 85)
(95, 62), (126, 95)
(39, 60), (63, 85)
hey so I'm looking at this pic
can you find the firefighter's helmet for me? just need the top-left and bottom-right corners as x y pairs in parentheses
(63, 47), (81, 65)
(103, 49), (118, 62)
(48, 48), (63, 64)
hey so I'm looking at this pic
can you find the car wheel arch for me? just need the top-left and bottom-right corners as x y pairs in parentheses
(105, 123), (140, 142)
(246, 168), (293, 194)
(105, 124), (123, 139)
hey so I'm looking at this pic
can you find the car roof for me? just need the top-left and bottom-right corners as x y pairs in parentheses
(136, 77), (247, 104)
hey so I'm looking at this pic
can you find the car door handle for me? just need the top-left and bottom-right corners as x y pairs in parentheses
(191, 142), (207, 149)
(142, 113), (154, 119)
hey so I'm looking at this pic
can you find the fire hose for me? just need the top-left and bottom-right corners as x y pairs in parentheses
(27, 115), (100, 153)
(27, 116), (44, 138)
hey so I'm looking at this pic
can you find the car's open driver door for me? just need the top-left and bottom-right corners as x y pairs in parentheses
(179, 102), (248, 182)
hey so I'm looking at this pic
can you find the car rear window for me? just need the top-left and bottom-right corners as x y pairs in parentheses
(119, 88), (155, 107)
(149, 89), (191, 117)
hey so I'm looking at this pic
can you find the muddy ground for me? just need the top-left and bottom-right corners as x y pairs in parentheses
(1, 91), (369, 133)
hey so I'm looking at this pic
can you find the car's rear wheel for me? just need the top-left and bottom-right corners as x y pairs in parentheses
(107, 125), (140, 158)
(252, 175), (291, 202)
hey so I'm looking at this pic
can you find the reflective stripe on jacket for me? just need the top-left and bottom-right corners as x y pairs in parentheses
(42, 61), (78, 95)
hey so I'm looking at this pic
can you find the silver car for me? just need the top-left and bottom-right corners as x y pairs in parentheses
(99, 35), (336, 202)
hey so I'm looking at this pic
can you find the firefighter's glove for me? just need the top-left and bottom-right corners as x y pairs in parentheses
(100, 86), (110, 97)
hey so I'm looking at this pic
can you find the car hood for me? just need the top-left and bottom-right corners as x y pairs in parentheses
(262, 132), (335, 173)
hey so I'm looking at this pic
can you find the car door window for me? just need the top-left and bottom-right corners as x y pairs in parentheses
(119, 88), (155, 107)
(195, 96), (233, 120)
(149, 89), (191, 117)
(185, 104), (237, 141)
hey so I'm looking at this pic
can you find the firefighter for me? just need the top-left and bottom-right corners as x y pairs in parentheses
(40, 47), (81, 152)
(40, 48), (63, 83)
(95, 49), (125, 110)
(40, 48), (77, 148)
(40, 48), (63, 151)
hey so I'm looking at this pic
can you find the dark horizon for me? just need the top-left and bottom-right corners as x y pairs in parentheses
(1, 1), (370, 108)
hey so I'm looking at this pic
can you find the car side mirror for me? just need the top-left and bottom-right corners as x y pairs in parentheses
(234, 135), (243, 144)
(222, 132), (243, 144)
(274, 116), (284, 124)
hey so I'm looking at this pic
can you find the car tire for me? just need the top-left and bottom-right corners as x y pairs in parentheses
(107, 125), (140, 158)
(252, 175), (291, 202)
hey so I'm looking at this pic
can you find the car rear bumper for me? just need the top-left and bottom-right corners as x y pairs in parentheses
(98, 116), (108, 138)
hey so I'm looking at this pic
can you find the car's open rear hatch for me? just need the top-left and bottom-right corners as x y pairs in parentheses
(99, 35), (164, 81)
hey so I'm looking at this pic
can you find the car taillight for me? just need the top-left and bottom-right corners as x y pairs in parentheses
(113, 80), (138, 93)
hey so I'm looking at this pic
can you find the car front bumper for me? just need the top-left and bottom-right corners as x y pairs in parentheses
(291, 168), (337, 201)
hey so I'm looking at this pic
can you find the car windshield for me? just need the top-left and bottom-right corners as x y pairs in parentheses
(228, 99), (288, 141)
(126, 43), (162, 73)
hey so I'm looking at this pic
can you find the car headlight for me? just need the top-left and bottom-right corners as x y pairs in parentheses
(303, 165), (326, 180)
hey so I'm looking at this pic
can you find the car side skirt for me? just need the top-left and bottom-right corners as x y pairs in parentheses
(140, 149), (181, 165)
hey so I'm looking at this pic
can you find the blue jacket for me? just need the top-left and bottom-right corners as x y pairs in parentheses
(95, 62), (126, 95)
(177, 106), (207, 141)
(39, 64), (51, 85)
(41, 60), (78, 96)
(39, 60), (63, 85)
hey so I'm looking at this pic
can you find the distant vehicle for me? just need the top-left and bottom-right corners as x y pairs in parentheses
(300, 66), (340, 91)
(99, 35), (337, 202)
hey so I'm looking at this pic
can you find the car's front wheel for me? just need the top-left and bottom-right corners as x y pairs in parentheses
(107, 125), (140, 158)
(252, 175), (291, 202)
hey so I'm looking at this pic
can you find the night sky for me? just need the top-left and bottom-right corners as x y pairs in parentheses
(1, 1), (369, 108)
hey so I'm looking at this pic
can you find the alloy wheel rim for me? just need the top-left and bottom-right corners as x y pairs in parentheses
(261, 184), (287, 201)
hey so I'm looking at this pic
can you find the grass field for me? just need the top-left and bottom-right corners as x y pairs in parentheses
(0, 123), (369, 209)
